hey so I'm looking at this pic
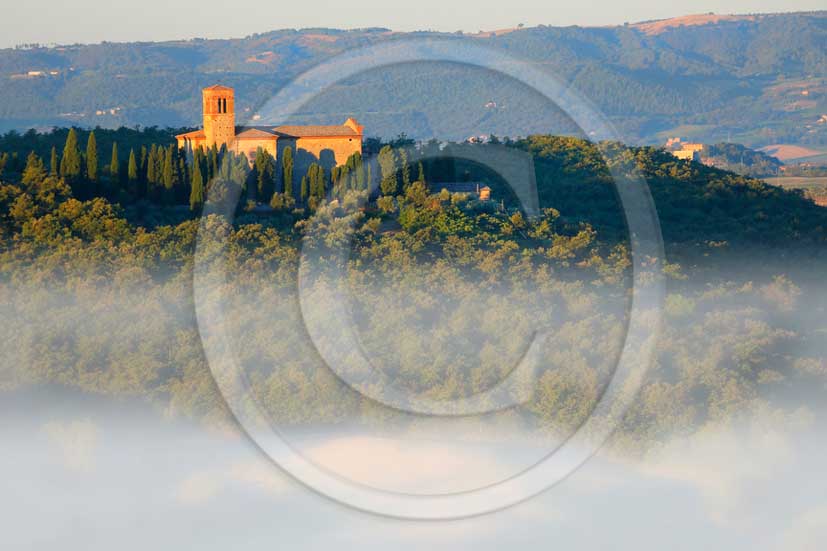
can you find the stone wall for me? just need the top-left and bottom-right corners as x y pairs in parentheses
(295, 136), (362, 171)
(202, 89), (235, 149)
(277, 136), (362, 197)
(232, 138), (277, 161)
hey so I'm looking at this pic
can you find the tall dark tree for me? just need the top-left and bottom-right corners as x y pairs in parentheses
(354, 152), (366, 190)
(340, 152), (364, 194)
(139, 146), (148, 183)
(398, 147), (411, 191)
(331, 165), (343, 198)
(309, 165), (319, 201)
(177, 153), (190, 204)
(146, 145), (158, 185)
(60, 128), (82, 184)
(110, 142), (120, 185)
(127, 149), (138, 195)
(209, 145), (219, 181)
(162, 146), (177, 205)
(154, 145), (165, 185)
(255, 148), (275, 203)
(86, 131), (98, 184)
(190, 155), (205, 211)
(49, 146), (58, 176)
(282, 146), (294, 199)
(331, 165), (340, 185)
(305, 163), (326, 204)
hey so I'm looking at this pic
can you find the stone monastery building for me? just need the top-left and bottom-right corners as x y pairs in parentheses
(176, 85), (364, 170)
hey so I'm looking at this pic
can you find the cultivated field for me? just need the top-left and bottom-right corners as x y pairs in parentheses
(760, 144), (827, 162)
(765, 176), (827, 206)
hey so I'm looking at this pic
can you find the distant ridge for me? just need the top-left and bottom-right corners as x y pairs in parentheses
(631, 13), (758, 35)
(0, 11), (825, 150)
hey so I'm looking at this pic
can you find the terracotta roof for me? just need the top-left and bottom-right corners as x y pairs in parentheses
(273, 124), (361, 138)
(176, 122), (363, 140)
(203, 84), (234, 92)
(176, 129), (205, 139)
(235, 127), (278, 139)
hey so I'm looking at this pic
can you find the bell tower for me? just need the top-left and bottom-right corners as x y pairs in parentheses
(202, 85), (236, 149)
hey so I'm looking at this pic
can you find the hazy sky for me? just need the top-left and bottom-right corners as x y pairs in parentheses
(2, 0), (824, 48)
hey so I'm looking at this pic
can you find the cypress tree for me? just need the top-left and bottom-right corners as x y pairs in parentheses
(162, 148), (170, 188)
(300, 175), (308, 203)
(154, 146), (164, 184)
(344, 164), (353, 194)
(232, 152), (248, 190)
(255, 148), (275, 203)
(331, 169), (341, 199)
(190, 155), (205, 211)
(110, 142), (120, 184)
(307, 165), (317, 199)
(218, 150), (231, 181)
(355, 152), (366, 190)
(310, 165), (319, 199)
(139, 146), (148, 183)
(194, 148), (206, 194)
(147, 145), (158, 184)
(86, 131), (98, 184)
(162, 146), (176, 204)
(331, 165), (340, 188)
(178, 153), (189, 203)
(399, 148), (411, 191)
(209, 145), (219, 181)
(128, 149), (137, 182)
(282, 146), (293, 199)
(49, 146), (58, 176)
(417, 161), (425, 183)
(60, 128), (82, 183)
(250, 151), (261, 202)
(310, 163), (326, 200)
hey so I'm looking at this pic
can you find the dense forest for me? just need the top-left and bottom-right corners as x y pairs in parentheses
(0, 12), (826, 147)
(699, 143), (784, 177)
(1, 127), (827, 451)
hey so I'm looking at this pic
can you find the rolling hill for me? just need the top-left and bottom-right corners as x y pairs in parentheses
(0, 12), (826, 148)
